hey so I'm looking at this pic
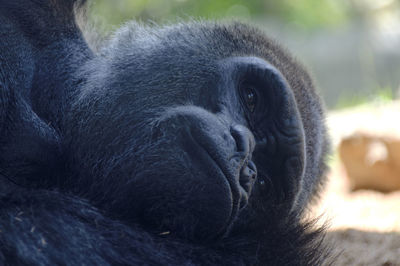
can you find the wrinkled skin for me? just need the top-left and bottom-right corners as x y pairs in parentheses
(0, 0), (330, 265)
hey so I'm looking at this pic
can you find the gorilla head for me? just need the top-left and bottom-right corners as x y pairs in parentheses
(0, 1), (330, 265)
(62, 23), (327, 242)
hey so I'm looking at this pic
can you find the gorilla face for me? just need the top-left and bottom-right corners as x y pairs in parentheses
(64, 23), (310, 242)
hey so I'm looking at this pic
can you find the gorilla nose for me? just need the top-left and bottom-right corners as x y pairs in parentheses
(230, 124), (255, 156)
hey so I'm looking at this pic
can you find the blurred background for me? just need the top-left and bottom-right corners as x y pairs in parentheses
(89, 0), (400, 264)
(89, 0), (400, 108)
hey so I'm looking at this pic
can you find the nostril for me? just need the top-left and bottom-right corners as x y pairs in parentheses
(239, 161), (257, 194)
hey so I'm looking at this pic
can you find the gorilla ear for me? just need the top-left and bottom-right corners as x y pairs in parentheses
(219, 56), (306, 212)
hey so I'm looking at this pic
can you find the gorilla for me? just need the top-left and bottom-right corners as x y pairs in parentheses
(0, 0), (330, 265)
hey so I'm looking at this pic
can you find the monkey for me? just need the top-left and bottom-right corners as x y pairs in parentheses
(0, 0), (330, 265)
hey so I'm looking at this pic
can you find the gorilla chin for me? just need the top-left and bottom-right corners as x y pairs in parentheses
(0, 1), (331, 265)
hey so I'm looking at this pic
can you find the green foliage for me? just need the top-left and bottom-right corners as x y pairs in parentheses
(335, 87), (394, 110)
(90, 0), (350, 29)
(279, 0), (349, 29)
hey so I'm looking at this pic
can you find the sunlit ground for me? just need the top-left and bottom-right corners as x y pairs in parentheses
(311, 101), (400, 265)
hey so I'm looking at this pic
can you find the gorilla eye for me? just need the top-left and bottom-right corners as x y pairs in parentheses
(241, 86), (257, 113)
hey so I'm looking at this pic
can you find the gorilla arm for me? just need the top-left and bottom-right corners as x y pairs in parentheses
(0, 182), (326, 265)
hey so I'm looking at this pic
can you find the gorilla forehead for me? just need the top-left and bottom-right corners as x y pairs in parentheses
(82, 21), (299, 121)
(105, 21), (270, 59)
(101, 21), (286, 87)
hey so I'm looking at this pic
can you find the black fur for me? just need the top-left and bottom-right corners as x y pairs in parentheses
(0, 0), (330, 265)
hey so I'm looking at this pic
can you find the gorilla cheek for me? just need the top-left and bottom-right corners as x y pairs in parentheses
(133, 157), (234, 242)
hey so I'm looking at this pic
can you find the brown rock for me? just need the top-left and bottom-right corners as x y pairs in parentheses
(339, 133), (400, 192)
